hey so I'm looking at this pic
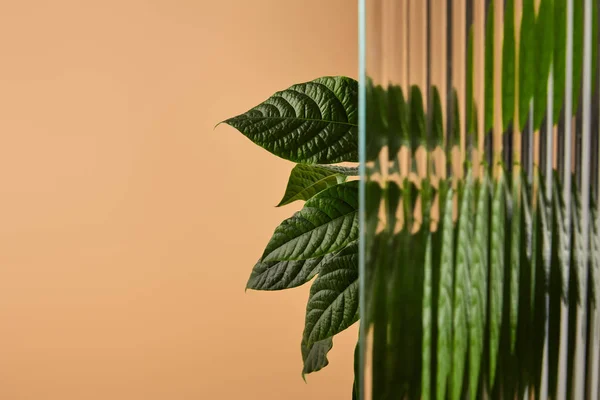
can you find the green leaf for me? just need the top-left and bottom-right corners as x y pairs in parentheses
(502, 0), (516, 131)
(276, 164), (356, 207)
(436, 181), (455, 400)
(388, 84), (409, 155)
(451, 171), (474, 400)
(509, 171), (522, 351)
(571, 0), (584, 112)
(366, 83), (389, 162)
(246, 254), (330, 291)
(223, 76), (358, 164)
(553, 0), (567, 122)
(409, 85), (426, 151)
(518, 0), (535, 131)
(431, 86), (444, 149)
(421, 179), (435, 400)
(490, 172), (506, 387)
(450, 89), (461, 148)
(261, 181), (358, 262)
(469, 170), (490, 399)
(421, 232), (434, 400)
(301, 337), (333, 378)
(485, 1), (495, 133)
(533, 0), (554, 130)
(303, 241), (359, 345)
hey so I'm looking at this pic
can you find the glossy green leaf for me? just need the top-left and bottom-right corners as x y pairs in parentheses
(261, 181), (358, 262)
(436, 181), (455, 400)
(276, 164), (356, 207)
(303, 241), (359, 345)
(247, 254), (330, 291)
(533, 0), (554, 130)
(502, 0), (516, 131)
(451, 171), (474, 400)
(223, 76), (358, 163)
(468, 171), (490, 400)
(490, 172), (506, 387)
(301, 337), (333, 378)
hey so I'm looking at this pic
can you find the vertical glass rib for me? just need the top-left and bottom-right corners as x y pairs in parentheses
(589, 1), (600, 395)
(557, 1), (574, 399)
(574, 1), (592, 398)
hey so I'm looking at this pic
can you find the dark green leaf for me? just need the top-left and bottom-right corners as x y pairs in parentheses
(303, 242), (359, 345)
(421, 232), (434, 400)
(502, 0), (516, 131)
(223, 76), (358, 163)
(276, 164), (355, 207)
(431, 86), (444, 149)
(509, 171), (522, 351)
(518, 0), (535, 131)
(301, 337), (333, 378)
(261, 181), (358, 262)
(469, 171), (490, 399)
(533, 0), (554, 130)
(553, 0), (567, 122)
(388, 84), (409, 155)
(571, 0), (584, 112)
(409, 85), (426, 151)
(451, 171), (474, 400)
(436, 181), (455, 400)
(246, 254), (330, 291)
(490, 172), (506, 387)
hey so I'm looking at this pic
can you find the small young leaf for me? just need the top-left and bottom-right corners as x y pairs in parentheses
(276, 164), (354, 207)
(301, 337), (333, 378)
(261, 181), (358, 262)
(436, 181), (455, 400)
(490, 171), (506, 387)
(246, 254), (330, 291)
(451, 171), (474, 400)
(223, 76), (358, 164)
(303, 242), (359, 346)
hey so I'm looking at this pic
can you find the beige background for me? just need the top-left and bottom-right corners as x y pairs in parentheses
(0, 1), (357, 399)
